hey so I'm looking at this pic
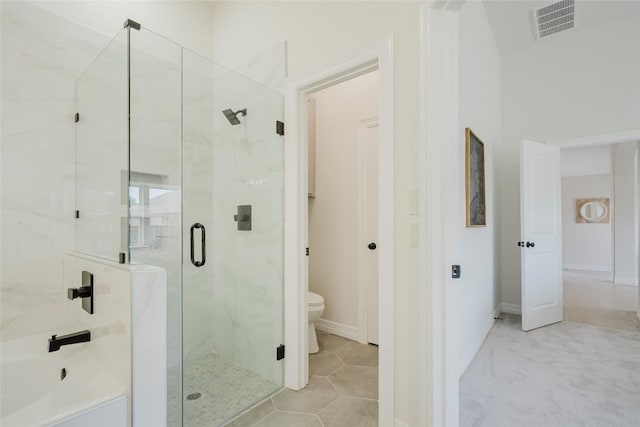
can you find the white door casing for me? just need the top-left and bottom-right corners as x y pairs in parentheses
(358, 117), (379, 345)
(284, 40), (394, 426)
(520, 140), (563, 331)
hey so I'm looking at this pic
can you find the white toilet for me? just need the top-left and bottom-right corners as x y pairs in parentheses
(307, 291), (325, 353)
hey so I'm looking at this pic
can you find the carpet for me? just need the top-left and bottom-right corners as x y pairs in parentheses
(460, 314), (640, 427)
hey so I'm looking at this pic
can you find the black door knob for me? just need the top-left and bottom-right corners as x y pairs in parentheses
(517, 241), (524, 247)
(368, 242), (377, 250)
(526, 241), (535, 248)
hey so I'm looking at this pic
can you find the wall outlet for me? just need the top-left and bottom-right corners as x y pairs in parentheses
(452, 264), (461, 279)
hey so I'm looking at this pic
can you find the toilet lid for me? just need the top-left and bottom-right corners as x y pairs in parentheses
(308, 291), (324, 306)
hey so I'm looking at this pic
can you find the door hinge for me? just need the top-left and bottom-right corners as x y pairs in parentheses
(75, 210), (80, 219)
(276, 121), (284, 136)
(74, 113), (79, 123)
(305, 247), (309, 256)
(276, 344), (285, 360)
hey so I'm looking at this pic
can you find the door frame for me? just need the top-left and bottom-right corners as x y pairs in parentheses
(421, 3), (462, 426)
(357, 116), (380, 344)
(283, 40), (395, 426)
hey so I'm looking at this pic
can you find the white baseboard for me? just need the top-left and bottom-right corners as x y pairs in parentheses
(458, 304), (501, 377)
(315, 318), (359, 341)
(563, 264), (611, 272)
(501, 303), (522, 315)
(614, 277), (638, 286)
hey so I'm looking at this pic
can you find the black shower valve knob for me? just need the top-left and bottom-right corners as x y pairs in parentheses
(67, 285), (92, 300)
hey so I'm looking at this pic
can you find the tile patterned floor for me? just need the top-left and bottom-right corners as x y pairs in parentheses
(563, 269), (640, 332)
(225, 332), (379, 427)
(168, 353), (280, 427)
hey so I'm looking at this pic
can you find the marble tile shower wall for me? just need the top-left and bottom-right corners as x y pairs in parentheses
(0, 1), (109, 341)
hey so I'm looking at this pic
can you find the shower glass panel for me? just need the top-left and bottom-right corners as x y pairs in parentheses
(127, 27), (183, 426)
(182, 49), (284, 426)
(75, 29), (128, 261)
(76, 22), (284, 427)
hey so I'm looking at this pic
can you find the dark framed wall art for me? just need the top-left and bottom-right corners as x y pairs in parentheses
(465, 127), (486, 227)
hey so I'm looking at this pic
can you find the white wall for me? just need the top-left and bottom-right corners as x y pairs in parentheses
(31, 0), (214, 58)
(307, 71), (378, 330)
(562, 145), (611, 177)
(562, 174), (612, 272)
(209, 3), (420, 423)
(455, 1), (502, 376)
(499, 10), (640, 306)
(613, 142), (640, 285)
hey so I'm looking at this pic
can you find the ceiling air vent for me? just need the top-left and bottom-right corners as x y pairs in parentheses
(531, 0), (575, 40)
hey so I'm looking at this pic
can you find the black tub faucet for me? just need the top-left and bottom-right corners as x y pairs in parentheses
(48, 330), (91, 352)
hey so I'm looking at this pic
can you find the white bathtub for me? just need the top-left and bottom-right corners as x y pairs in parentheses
(0, 333), (128, 427)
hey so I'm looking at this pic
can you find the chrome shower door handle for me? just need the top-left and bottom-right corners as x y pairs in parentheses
(190, 223), (206, 267)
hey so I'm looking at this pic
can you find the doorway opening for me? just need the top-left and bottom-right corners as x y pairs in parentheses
(560, 142), (640, 332)
(283, 40), (394, 426)
(305, 71), (380, 417)
(306, 71), (380, 347)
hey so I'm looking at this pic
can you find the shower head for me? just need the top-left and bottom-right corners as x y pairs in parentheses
(222, 108), (247, 126)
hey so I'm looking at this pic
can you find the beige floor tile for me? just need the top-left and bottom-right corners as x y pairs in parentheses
(253, 411), (322, 427)
(329, 365), (378, 399)
(563, 270), (640, 333)
(317, 332), (351, 353)
(319, 397), (378, 427)
(334, 341), (379, 367)
(272, 376), (338, 413)
(225, 399), (274, 427)
(309, 351), (344, 376)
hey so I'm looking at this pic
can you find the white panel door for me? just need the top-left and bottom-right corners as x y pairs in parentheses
(520, 140), (563, 331)
(360, 118), (379, 345)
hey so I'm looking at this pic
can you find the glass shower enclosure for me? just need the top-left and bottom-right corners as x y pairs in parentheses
(75, 21), (284, 426)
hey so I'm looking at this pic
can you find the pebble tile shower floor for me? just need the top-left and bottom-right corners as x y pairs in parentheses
(168, 353), (279, 426)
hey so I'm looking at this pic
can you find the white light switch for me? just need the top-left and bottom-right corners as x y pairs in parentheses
(409, 222), (419, 248)
(409, 190), (419, 215)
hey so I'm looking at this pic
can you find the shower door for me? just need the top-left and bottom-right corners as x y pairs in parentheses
(182, 50), (285, 426)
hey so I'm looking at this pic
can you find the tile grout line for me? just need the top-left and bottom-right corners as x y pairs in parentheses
(246, 397), (277, 427)
(316, 392), (342, 417)
(326, 375), (343, 397)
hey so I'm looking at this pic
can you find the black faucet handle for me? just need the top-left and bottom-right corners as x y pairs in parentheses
(67, 288), (78, 300)
(67, 286), (91, 300)
(68, 271), (94, 315)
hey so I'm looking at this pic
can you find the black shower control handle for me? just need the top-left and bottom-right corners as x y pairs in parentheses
(67, 286), (91, 300)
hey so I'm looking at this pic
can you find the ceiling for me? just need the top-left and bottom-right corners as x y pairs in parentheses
(482, 0), (640, 57)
